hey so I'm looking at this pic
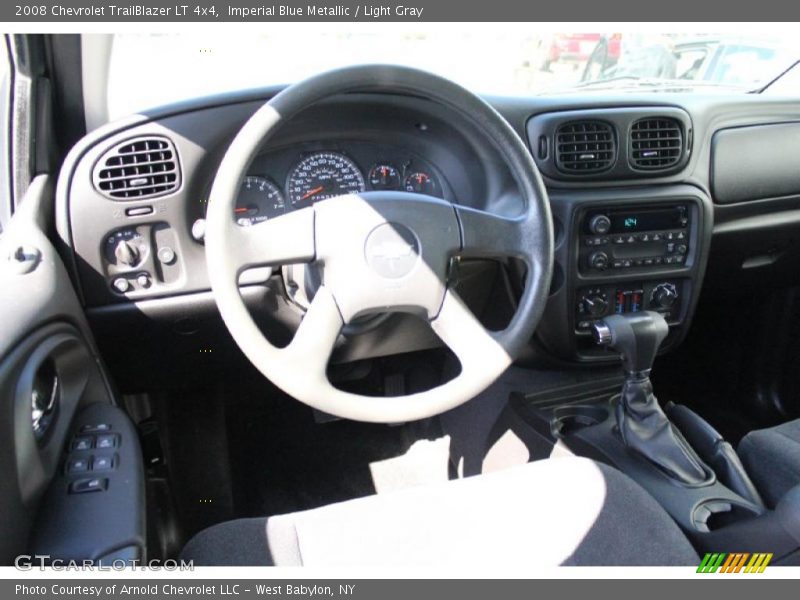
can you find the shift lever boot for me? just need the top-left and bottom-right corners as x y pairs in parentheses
(594, 312), (708, 485)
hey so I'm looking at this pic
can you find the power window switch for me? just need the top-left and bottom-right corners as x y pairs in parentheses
(81, 424), (111, 433)
(92, 455), (115, 472)
(66, 457), (90, 473)
(69, 477), (108, 494)
(72, 436), (94, 451)
(95, 434), (118, 450)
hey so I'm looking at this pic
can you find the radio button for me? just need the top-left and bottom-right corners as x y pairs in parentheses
(677, 231), (686, 240)
(612, 235), (625, 244)
(625, 235), (636, 243)
(612, 260), (623, 269)
(639, 233), (651, 242)
(652, 233), (663, 242)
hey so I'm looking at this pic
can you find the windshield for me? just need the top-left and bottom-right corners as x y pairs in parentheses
(105, 29), (800, 121)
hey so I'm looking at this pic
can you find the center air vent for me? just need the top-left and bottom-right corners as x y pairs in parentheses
(93, 136), (181, 200)
(629, 118), (683, 170)
(555, 121), (616, 174)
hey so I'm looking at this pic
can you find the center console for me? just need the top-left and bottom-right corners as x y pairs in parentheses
(511, 310), (800, 561)
(536, 184), (713, 362)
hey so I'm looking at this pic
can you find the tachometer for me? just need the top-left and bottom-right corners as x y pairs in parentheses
(235, 176), (285, 226)
(287, 152), (365, 208)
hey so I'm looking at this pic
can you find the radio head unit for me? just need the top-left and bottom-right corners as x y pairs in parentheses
(579, 205), (690, 272)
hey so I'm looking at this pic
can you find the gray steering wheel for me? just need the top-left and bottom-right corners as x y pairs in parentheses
(205, 65), (553, 423)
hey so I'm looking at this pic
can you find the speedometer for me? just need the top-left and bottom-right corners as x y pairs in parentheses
(287, 152), (365, 208)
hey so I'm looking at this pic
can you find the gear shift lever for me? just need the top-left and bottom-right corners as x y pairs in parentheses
(593, 312), (709, 485)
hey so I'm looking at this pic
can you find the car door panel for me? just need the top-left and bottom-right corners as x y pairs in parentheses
(0, 175), (145, 564)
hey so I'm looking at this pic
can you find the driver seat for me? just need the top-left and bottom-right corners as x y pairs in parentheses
(180, 457), (698, 566)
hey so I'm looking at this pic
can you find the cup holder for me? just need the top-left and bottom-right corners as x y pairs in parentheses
(692, 500), (762, 533)
(551, 404), (610, 438)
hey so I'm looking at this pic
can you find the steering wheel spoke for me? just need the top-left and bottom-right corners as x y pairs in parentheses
(431, 288), (512, 374)
(287, 285), (343, 378)
(230, 207), (316, 271)
(455, 204), (535, 261)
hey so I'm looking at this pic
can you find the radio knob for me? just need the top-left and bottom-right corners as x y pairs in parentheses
(651, 283), (678, 309)
(582, 294), (608, 317)
(589, 251), (609, 271)
(588, 214), (612, 235)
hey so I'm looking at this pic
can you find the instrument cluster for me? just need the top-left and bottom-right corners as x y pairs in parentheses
(225, 147), (446, 226)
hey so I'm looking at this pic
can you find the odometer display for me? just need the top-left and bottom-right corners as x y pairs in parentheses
(287, 152), (365, 207)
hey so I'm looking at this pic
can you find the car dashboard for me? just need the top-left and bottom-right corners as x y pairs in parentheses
(54, 84), (800, 385)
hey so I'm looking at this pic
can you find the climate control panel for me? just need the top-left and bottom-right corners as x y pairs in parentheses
(575, 279), (686, 333)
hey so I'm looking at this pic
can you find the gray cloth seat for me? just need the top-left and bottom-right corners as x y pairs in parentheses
(739, 419), (800, 508)
(181, 456), (698, 566)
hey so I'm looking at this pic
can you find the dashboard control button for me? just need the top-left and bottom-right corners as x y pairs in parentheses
(191, 219), (206, 243)
(157, 246), (176, 265)
(125, 206), (154, 217)
(72, 436), (93, 451)
(113, 239), (141, 267)
(112, 278), (130, 293)
(589, 251), (609, 271)
(67, 457), (90, 473)
(652, 233), (663, 242)
(588, 214), (611, 235)
(612, 235), (625, 244)
(92, 455), (115, 471)
(95, 434), (118, 450)
(651, 283), (678, 309)
(70, 477), (108, 494)
(81, 424), (111, 433)
(137, 273), (151, 288)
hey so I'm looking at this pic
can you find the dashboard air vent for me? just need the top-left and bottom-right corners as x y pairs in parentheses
(629, 117), (683, 170)
(93, 136), (181, 200)
(555, 120), (616, 173)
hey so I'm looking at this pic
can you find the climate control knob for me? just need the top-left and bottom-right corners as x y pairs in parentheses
(114, 239), (141, 267)
(582, 294), (608, 318)
(651, 283), (678, 309)
(588, 214), (612, 235)
(589, 251), (609, 271)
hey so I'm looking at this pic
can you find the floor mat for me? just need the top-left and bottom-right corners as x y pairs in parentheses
(225, 379), (448, 519)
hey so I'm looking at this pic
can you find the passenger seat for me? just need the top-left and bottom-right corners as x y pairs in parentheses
(739, 420), (800, 507)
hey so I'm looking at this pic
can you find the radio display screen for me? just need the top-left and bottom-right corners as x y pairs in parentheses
(606, 208), (686, 233)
